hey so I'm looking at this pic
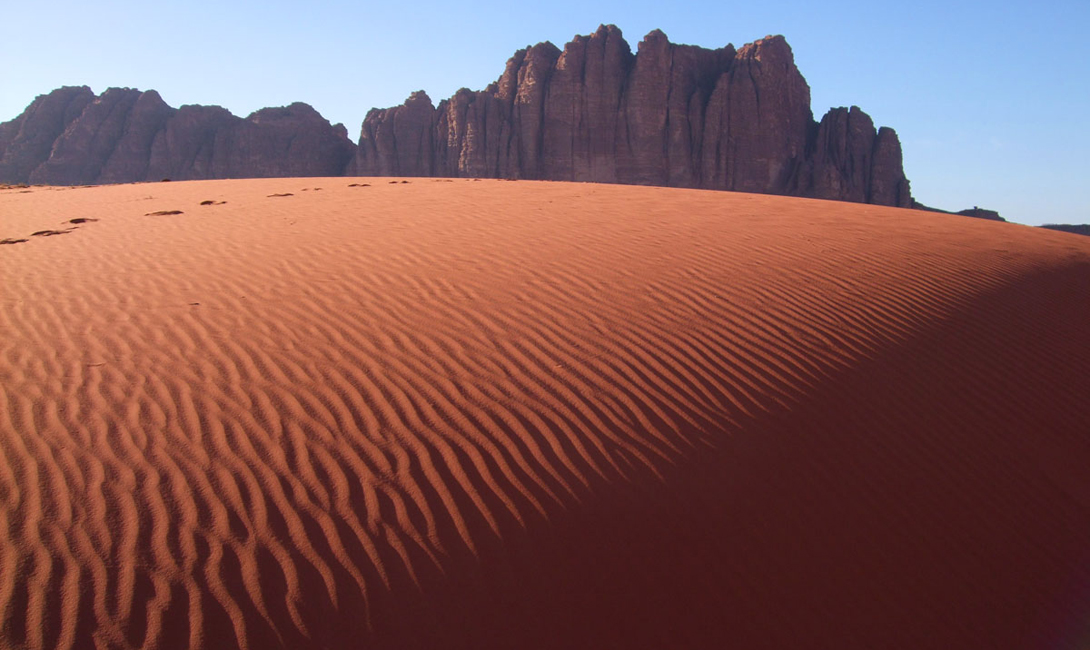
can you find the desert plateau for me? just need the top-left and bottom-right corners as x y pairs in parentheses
(1, 177), (1088, 648)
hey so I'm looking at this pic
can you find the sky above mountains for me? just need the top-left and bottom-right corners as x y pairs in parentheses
(2, 0), (1086, 225)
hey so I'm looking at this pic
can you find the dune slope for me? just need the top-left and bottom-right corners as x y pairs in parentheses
(1, 179), (1088, 649)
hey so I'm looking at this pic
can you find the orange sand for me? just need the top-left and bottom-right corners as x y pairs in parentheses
(1, 178), (1088, 649)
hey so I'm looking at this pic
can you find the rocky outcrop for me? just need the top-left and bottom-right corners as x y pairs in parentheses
(144, 101), (356, 181)
(0, 26), (911, 208)
(0, 87), (356, 185)
(99, 90), (177, 182)
(0, 86), (95, 183)
(29, 88), (172, 185)
(354, 25), (912, 207)
(352, 90), (439, 177)
(956, 207), (1005, 222)
(1039, 224), (1089, 236)
(800, 107), (911, 206)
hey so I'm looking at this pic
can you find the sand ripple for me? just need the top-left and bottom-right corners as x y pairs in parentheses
(1, 179), (1088, 649)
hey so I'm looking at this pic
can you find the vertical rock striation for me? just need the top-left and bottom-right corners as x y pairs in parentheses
(0, 26), (912, 207)
(353, 25), (912, 207)
(0, 88), (356, 185)
(0, 86), (95, 183)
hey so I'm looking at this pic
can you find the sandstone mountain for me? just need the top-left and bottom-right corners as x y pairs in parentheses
(352, 26), (912, 207)
(0, 87), (356, 185)
(1, 26), (911, 207)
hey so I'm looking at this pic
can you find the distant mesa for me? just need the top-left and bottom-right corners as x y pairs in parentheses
(924, 207), (1090, 236)
(913, 201), (1010, 223)
(956, 207), (1005, 222)
(1040, 223), (1090, 237)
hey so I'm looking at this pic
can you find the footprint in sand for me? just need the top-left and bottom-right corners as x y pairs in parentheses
(267, 193), (294, 198)
(199, 200), (227, 206)
(348, 183), (371, 187)
(68, 218), (98, 224)
(145, 210), (184, 216)
(3, 226), (78, 245)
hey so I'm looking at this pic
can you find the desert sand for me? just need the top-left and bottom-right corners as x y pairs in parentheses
(1, 178), (1088, 649)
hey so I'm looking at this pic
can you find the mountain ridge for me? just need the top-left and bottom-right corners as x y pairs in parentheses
(3, 25), (910, 208)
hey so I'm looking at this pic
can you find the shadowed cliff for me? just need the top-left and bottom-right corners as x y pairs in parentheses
(351, 26), (913, 207)
(1, 26), (911, 207)
(0, 88), (356, 184)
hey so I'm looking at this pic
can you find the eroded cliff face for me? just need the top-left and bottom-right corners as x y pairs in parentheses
(0, 87), (356, 185)
(0, 86), (96, 183)
(799, 106), (911, 206)
(354, 25), (912, 207)
(1, 26), (912, 207)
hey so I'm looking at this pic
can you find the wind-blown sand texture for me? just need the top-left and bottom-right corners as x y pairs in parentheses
(1, 178), (1089, 649)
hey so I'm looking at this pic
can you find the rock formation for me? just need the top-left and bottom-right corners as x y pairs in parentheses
(353, 25), (912, 207)
(1, 25), (911, 207)
(956, 207), (1005, 222)
(1039, 224), (1090, 236)
(0, 87), (356, 185)
(0, 86), (96, 183)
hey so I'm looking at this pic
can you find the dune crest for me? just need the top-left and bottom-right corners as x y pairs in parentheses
(1, 179), (1088, 649)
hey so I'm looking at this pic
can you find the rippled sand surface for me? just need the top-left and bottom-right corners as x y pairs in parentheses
(2, 178), (1089, 649)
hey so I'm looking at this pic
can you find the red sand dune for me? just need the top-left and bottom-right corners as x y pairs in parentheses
(1, 179), (1088, 649)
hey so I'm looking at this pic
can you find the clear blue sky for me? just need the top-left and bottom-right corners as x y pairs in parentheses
(2, 0), (1087, 225)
